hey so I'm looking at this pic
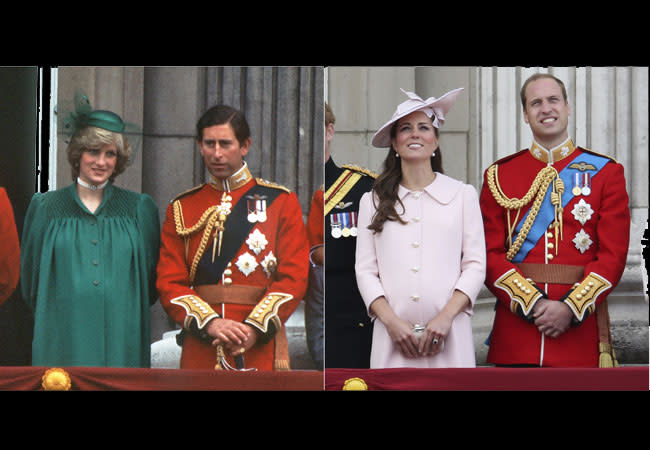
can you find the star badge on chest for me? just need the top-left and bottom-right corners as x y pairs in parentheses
(572, 229), (593, 254)
(246, 228), (268, 255)
(235, 252), (259, 276)
(571, 199), (594, 225)
(261, 251), (278, 277)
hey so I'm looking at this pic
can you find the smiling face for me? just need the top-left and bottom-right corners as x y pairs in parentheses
(78, 144), (117, 186)
(523, 77), (571, 148)
(391, 111), (439, 162)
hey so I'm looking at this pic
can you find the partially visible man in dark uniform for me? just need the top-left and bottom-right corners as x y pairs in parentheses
(324, 103), (376, 368)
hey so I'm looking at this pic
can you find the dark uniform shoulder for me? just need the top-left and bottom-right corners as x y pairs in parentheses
(170, 184), (206, 203)
(255, 178), (292, 194)
(342, 164), (378, 179)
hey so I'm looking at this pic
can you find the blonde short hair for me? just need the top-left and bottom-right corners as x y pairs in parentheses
(67, 126), (132, 182)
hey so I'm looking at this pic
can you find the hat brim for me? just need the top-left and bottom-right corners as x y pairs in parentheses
(371, 87), (463, 148)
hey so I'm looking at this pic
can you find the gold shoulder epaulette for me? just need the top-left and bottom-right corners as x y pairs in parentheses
(170, 184), (205, 203)
(256, 178), (291, 193)
(579, 147), (619, 164)
(342, 164), (378, 179)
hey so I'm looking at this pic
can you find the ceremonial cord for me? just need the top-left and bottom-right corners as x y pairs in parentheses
(487, 164), (561, 261)
(173, 194), (231, 283)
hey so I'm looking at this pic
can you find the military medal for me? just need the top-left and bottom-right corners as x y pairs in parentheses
(348, 211), (358, 237)
(246, 196), (257, 222)
(572, 173), (582, 196)
(246, 195), (267, 223)
(581, 173), (591, 196)
(256, 198), (267, 222)
(341, 212), (351, 237)
(330, 214), (342, 238)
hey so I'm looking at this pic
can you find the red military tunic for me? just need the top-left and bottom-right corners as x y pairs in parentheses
(0, 187), (20, 305)
(157, 163), (309, 371)
(480, 139), (630, 367)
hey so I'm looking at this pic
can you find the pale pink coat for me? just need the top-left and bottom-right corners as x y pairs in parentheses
(355, 173), (486, 368)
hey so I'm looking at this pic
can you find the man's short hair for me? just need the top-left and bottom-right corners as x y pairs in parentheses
(520, 73), (568, 110)
(196, 104), (250, 146)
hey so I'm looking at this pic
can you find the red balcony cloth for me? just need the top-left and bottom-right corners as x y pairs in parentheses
(0, 366), (324, 391)
(324, 367), (649, 391)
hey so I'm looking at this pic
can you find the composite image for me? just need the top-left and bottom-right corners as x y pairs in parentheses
(0, 66), (647, 391)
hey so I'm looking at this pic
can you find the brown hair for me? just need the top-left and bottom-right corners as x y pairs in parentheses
(520, 73), (568, 109)
(367, 122), (443, 233)
(325, 102), (336, 126)
(67, 126), (131, 182)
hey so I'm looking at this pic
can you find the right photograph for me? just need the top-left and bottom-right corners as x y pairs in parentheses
(323, 66), (649, 391)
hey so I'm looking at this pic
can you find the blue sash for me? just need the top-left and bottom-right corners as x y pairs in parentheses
(511, 152), (610, 263)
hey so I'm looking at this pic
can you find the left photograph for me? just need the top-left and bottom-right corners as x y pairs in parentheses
(0, 66), (324, 391)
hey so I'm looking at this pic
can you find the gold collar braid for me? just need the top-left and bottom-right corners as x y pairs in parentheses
(487, 164), (564, 261)
(210, 163), (253, 192)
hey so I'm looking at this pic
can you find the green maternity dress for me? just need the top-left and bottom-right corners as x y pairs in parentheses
(20, 183), (160, 367)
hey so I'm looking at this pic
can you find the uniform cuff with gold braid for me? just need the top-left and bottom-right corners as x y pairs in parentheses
(244, 292), (293, 344)
(560, 273), (612, 323)
(513, 287), (548, 323)
(494, 268), (546, 320)
(170, 294), (220, 329)
(179, 317), (215, 345)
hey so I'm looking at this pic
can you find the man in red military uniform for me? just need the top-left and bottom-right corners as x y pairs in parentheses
(157, 105), (309, 371)
(480, 74), (630, 367)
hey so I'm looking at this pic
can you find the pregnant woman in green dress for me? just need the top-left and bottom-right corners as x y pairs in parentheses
(20, 94), (160, 368)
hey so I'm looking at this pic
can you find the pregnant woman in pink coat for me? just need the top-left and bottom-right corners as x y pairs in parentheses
(355, 88), (486, 368)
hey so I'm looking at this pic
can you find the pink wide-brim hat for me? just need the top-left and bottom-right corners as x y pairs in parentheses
(371, 87), (464, 148)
